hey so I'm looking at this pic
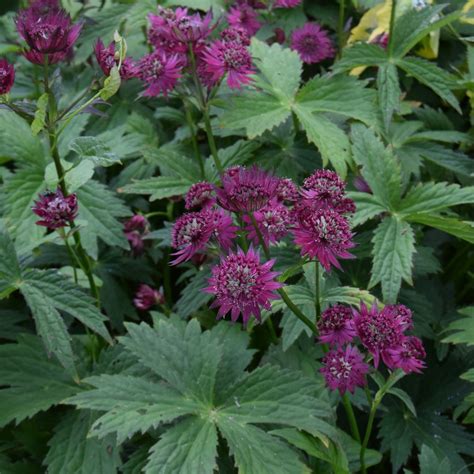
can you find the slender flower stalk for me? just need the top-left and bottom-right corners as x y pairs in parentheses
(183, 99), (205, 179)
(337, 0), (345, 54)
(387, 0), (397, 57)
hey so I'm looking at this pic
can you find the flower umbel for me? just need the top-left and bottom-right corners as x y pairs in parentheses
(387, 336), (426, 374)
(185, 182), (215, 210)
(291, 23), (335, 64)
(124, 215), (149, 256)
(94, 39), (137, 80)
(318, 304), (357, 346)
(0, 59), (15, 95)
(320, 345), (369, 395)
(133, 284), (165, 311)
(139, 50), (182, 97)
(32, 188), (78, 229)
(204, 247), (282, 324)
(227, 5), (261, 37)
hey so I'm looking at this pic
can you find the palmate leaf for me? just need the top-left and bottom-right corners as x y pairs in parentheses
(348, 192), (386, 227)
(442, 307), (474, 346)
(45, 410), (121, 474)
(377, 63), (400, 130)
(369, 216), (415, 304)
(418, 445), (451, 474)
(0, 335), (79, 427)
(120, 177), (192, 201)
(67, 319), (334, 473)
(333, 43), (388, 72)
(405, 214), (474, 244)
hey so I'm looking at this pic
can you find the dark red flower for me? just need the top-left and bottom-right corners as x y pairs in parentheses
(94, 39), (138, 80)
(133, 284), (164, 311)
(32, 188), (78, 229)
(124, 215), (149, 256)
(0, 59), (15, 95)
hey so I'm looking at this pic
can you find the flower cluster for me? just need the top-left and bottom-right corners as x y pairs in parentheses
(32, 188), (78, 229)
(320, 302), (426, 395)
(123, 215), (150, 256)
(0, 59), (15, 95)
(291, 23), (335, 64)
(133, 284), (164, 311)
(94, 40), (138, 80)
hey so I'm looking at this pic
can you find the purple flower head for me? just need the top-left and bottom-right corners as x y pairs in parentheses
(302, 169), (355, 214)
(293, 207), (354, 271)
(384, 304), (413, 332)
(148, 7), (211, 55)
(23, 49), (67, 65)
(0, 59), (15, 95)
(276, 178), (299, 203)
(274, 0), (301, 8)
(320, 345), (369, 395)
(371, 33), (389, 49)
(220, 26), (251, 46)
(353, 302), (406, 368)
(185, 182), (215, 210)
(171, 211), (214, 265)
(204, 246), (282, 324)
(16, 5), (82, 55)
(216, 166), (279, 213)
(124, 215), (149, 256)
(139, 50), (182, 97)
(243, 199), (293, 246)
(272, 28), (286, 45)
(205, 208), (238, 250)
(318, 304), (357, 346)
(387, 336), (426, 374)
(201, 39), (254, 89)
(32, 188), (78, 229)
(94, 39), (138, 80)
(227, 5), (261, 37)
(133, 284), (165, 311)
(29, 0), (60, 11)
(353, 176), (372, 194)
(290, 23), (335, 64)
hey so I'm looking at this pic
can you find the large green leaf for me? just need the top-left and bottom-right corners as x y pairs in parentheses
(351, 125), (401, 208)
(377, 63), (400, 131)
(45, 410), (121, 474)
(349, 192), (386, 227)
(0, 335), (79, 427)
(333, 43), (388, 72)
(405, 214), (474, 244)
(418, 445), (451, 474)
(369, 216), (415, 303)
(120, 176), (192, 201)
(145, 417), (217, 474)
(442, 307), (474, 346)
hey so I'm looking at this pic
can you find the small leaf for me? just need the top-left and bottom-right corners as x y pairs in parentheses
(120, 176), (192, 201)
(69, 136), (121, 167)
(100, 65), (121, 100)
(31, 93), (49, 136)
(377, 63), (400, 131)
(387, 387), (417, 416)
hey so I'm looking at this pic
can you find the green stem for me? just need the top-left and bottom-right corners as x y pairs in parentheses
(315, 261), (321, 323)
(187, 43), (224, 176)
(248, 213), (317, 334)
(266, 318), (278, 344)
(337, 0), (346, 54)
(43, 59), (100, 308)
(183, 99), (205, 179)
(360, 399), (379, 474)
(387, 0), (397, 57)
(342, 394), (362, 443)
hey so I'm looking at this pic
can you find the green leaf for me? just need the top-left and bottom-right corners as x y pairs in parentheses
(145, 417), (217, 474)
(0, 110), (45, 165)
(333, 43), (388, 72)
(120, 176), (192, 201)
(391, 6), (459, 59)
(377, 63), (400, 130)
(405, 214), (474, 244)
(397, 57), (460, 113)
(100, 65), (121, 100)
(45, 410), (121, 474)
(0, 227), (21, 296)
(349, 192), (387, 227)
(351, 125), (401, 208)
(31, 93), (49, 136)
(0, 335), (79, 427)
(76, 180), (130, 259)
(67, 374), (201, 442)
(217, 418), (309, 474)
(387, 387), (417, 416)
(175, 268), (212, 319)
(294, 107), (350, 178)
(369, 217), (415, 303)
(399, 182), (474, 215)
(69, 136), (121, 167)
(418, 445), (451, 474)
(442, 307), (474, 345)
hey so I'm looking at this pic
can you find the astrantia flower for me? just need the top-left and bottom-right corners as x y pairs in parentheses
(171, 211), (213, 265)
(320, 345), (369, 395)
(16, 5), (82, 55)
(139, 50), (182, 97)
(216, 166), (279, 212)
(133, 284), (164, 311)
(23, 49), (68, 65)
(201, 39), (253, 89)
(124, 215), (149, 256)
(94, 39), (137, 80)
(290, 23), (335, 64)
(243, 199), (293, 246)
(318, 304), (357, 346)
(353, 302), (406, 368)
(293, 207), (354, 271)
(276, 178), (299, 203)
(206, 208), (238, 250)
(302, 169), (355, 214)
(185, 182), (215, 210)
(204, 247), (282, 324)
(274, 0), (301, 8)
(220, 26), (251, 46)
(384, 304), (413, 332)
(32, 188), (78, 229)
(0, 59), (15, 95)
(227, 5), (261, 37)
(387, 336), (426, 374)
